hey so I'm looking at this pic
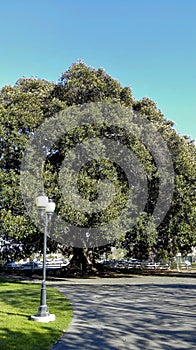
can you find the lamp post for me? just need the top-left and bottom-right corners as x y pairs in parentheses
(30, 193), (56, 322)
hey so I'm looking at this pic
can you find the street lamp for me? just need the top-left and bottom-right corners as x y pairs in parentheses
(30, 193), (56, 322)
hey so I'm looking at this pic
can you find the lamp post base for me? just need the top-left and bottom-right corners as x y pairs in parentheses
(30, 304), (55, 322)
(30, 313), (55, 323)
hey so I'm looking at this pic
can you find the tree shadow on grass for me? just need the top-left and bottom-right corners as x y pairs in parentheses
(0, 326), (62, 350)
(0, 310), (30, 317)
(0, 280), (70, 315)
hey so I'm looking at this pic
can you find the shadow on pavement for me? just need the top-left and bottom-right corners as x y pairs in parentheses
(51, 281), (196, 350)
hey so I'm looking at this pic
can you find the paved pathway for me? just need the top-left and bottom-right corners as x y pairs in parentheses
(50, 276), (196, 350)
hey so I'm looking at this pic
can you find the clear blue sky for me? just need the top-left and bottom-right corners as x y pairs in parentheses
(0, 0), (195, 140)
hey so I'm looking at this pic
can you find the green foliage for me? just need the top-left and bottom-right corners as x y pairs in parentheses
(153, 129), (196, 258)
(0, 78), (65, 258)
(54, 61), (133, 106)
(0, 63), (195, 264)
(124, 213), (158, 260)
(131, 97), (196, 259)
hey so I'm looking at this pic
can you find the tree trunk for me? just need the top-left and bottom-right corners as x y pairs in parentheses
(68, 247), (96, 273)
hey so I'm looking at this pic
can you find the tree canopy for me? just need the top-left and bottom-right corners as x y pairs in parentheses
(0, 62), (195, 267)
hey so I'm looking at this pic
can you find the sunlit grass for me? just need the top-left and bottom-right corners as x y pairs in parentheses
(0, 279), (72, 350)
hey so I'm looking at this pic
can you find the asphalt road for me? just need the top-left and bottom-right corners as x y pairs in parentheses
(50, 276), (196, 350)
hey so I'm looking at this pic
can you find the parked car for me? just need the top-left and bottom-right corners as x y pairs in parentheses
(127, 259), (142, 269)
(3, 261), (18, 270)
(21, 261), (41, 270)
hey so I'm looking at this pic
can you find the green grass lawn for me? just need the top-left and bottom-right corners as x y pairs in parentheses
(0, 279), (72, 350)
